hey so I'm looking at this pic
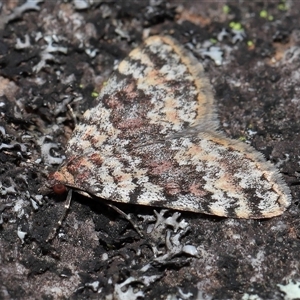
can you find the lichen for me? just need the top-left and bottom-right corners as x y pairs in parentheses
(0, 0), (43, 30)
(33, 36), (68, 73)
(103, 210), (199, 299)
(278, 279), (300, 300)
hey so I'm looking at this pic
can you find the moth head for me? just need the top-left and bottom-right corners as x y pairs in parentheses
(45, 166), (75, 195)
(47, 170), (72, 195)
(52, 183), (67, 195)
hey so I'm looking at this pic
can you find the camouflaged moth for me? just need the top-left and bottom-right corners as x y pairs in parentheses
(48, 35), (291, 221)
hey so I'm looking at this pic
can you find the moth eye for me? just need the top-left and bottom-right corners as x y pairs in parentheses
(53, 184), (67, 195)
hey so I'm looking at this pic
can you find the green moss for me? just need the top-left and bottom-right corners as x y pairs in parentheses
(229, 21), (242, 31)
(259, 10), (268, 18)
(91, 91), (99, 98)
(210, 38), (217, 44)
(259, 10), (273, 21)
(247, 40), (254, 47)
(223, 5), (230, 14)
(278, 3), (287, 11)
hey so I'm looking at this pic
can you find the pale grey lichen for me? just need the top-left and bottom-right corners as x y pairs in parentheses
(186, 25), (247, 66)
(33, 194), (43, 205)
(198, 46), (223, 66)
(0, 142), (27, 153)
(165, 288), (196, 300)
(282, 46), (300, 64)
(105, 210), (198, 299)
(0, 126), (5, 136)
(146, 210), (198, 263)
(178, 287), (194, 299)
(85, 48), (98, 58)
(149, 0), (164, 7)
(17, 227), (27, 244)
(186, 41), (223, 66)
(112, 278), (144, 300)
(109, 275), (161, 300)
(217, 28), (230, 41)
(241, 293), (263, 300)
(0, 180), (17, 196)
(30, 198), (39, 210)
(15, 34), (31, 49)
(115, 21), (131, 41)
(73, 0), (91, 10)
(38, 136), (65, 165)
(277, 279), (300, 300)
(33, 36), (68, 73)
(99, 4), (112, 18)
(85, 281), (100, 292)
(231, 28), (246, 43)
(0, 0), (43, 30)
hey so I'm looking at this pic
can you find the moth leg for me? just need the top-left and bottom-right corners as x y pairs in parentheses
(46, 189), (73, 242)
(106, 203), (144, 237)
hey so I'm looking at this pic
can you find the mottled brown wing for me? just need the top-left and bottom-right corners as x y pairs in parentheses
(67, 35), (218, 152)
(53, 130), (290, 218)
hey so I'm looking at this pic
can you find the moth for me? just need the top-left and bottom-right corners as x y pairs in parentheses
(48, 35), (291, 222)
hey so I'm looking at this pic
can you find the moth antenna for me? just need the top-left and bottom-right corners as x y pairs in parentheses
(46, 189), (73, 243)
(67, 103), (77, 125)
(106, 202), (144, 237)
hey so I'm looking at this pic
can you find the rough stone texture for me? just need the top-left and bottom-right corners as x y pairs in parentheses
(0, 1), (299, 299)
